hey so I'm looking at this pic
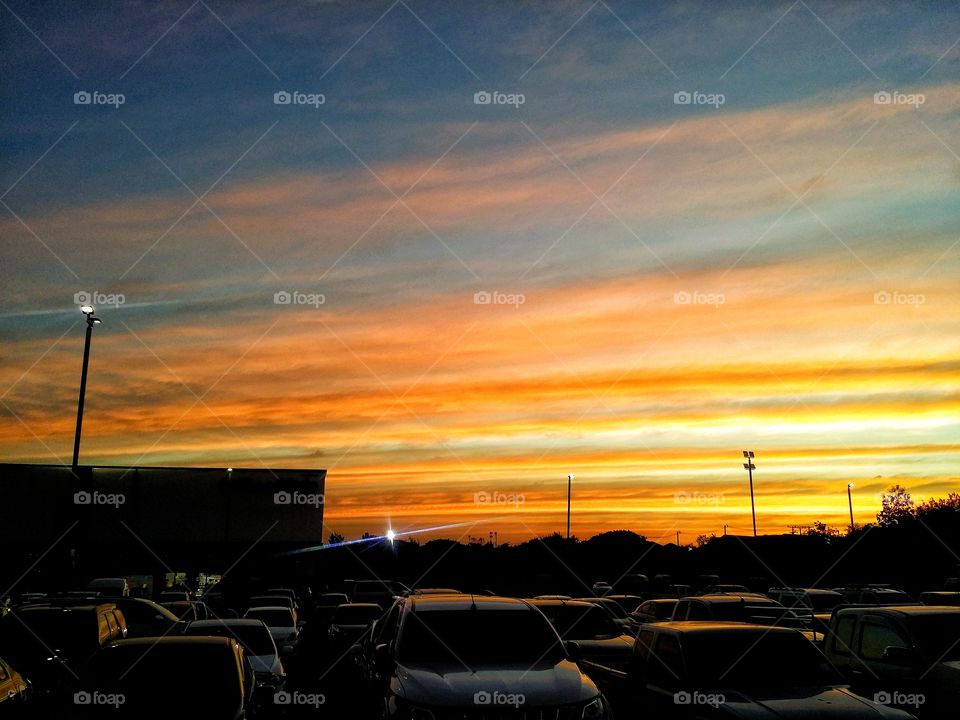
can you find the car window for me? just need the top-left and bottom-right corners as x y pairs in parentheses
(687, 602), (711, 620)
(104, 611), (119, 637)
(0, 660), (9, 681)
(673, 600), (689, 619)
(859, 621), (909, 660)
(246, 609), (293, 626)
(832, 616), (856, 655)
(635, 628), (655, 667)
(647, 633), (683, 689)
(374, 603), (401, 646)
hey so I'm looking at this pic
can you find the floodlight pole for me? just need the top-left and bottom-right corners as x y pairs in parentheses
(72, 307), (101, 472)
(566, 474), (574, 539)
(743, 451), (757, 537)
(847, 483), (855, 532)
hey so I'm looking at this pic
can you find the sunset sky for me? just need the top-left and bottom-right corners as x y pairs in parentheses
(1, 1), (957, 543)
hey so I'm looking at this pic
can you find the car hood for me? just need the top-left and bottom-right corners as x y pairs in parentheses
(395, 660), (597, 707)
(721, 687), (906, 720)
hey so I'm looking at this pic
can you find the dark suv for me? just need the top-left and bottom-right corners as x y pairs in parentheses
(360, 594), (609, 719)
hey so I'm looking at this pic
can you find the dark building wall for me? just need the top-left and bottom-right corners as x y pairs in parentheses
(1, 463), (326, 589)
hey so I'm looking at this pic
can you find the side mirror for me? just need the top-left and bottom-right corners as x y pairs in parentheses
(881, 646), (916, 665)
(565, 640), (581, 661)
(374, 643), (391, 661)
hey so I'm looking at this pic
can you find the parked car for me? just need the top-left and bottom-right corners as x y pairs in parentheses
(248, 595), (298, 625)
(767, 586), (845, 633)
(359, 594), (609, 719)
(575, 597), (637, 634)
(918, 591), (960, 606)
(529, 598), (635, 672)
(80, 636), (252, 719)
(824, 604), (960, 717)
(160, 600), (211, 622)
(699, 584), (751, 594)
(106, 598), (183, 638)
(605, 594), (644, 613)
(157, 590), (191, 603)
(0, 654), (31, 714)
(834, 587), (915, 605)
(327, 603), (383, 648)
(0, 602), (126, 697)
(406, 587), (462, 596)
(347, 579), (409, 608)
(588, 621), (916, 719)
(84, 578), (129, 598)
(592, 581), (613, 597)
(630, 598), (678, 623)
(244, 606), (299, 655)
(185, 619), (285, 703)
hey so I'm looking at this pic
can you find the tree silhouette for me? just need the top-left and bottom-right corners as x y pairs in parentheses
(877, 485), (915, 527)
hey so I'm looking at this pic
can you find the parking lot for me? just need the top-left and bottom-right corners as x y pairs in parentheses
(3, 574), (959, 719)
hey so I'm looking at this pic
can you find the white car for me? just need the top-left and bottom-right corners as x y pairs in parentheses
(186, 618), (286, 692)
(244, 605), (299, 655)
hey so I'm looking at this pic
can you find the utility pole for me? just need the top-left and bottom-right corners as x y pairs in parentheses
(566, 474), (574, 539)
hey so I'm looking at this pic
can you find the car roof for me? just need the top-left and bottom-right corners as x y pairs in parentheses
(16, 602), (117, 612)
(686, 593), (774, 603)
(649, 621), (798, 635)
(836, 605), (960, 617)
(407, 595), (534, 612)
(528, 598), (597, 609)
(188, 619), (265, 628)
(111, 636), (234, 648)
(246, 605), (292, 613)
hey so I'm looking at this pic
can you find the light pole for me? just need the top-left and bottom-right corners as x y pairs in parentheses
(847, 483), (855, 532)
(743, 450), (757, 537)
(566, 474), (574, 540)
(72, 305), (101, 472)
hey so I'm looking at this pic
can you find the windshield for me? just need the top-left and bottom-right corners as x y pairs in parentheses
(709, 601), (806, 627)
(905, 615), (960, 660)
(187, 623), (276, 656)
(587, 600), (627, 619)
(396, 608), (563, 667)
(537, 604), (619, 639)
(684, 632), (839, 688)
(332, 606), (382, 625)
(245, 609), (293, 627)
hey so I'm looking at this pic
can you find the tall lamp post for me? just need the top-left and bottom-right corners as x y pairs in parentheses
(566, 474), (574, 540)
(72, 305), (101, 472)
(742, 450), (757, 537)
(847, 483), (855, 532)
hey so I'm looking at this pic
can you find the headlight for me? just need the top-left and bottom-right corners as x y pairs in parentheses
(581, 695), (606, 719)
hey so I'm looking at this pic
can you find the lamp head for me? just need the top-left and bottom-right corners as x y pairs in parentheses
(80, 305), (95, 315)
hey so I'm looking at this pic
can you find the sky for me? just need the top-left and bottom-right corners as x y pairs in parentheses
(1, 0), (957, 544)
